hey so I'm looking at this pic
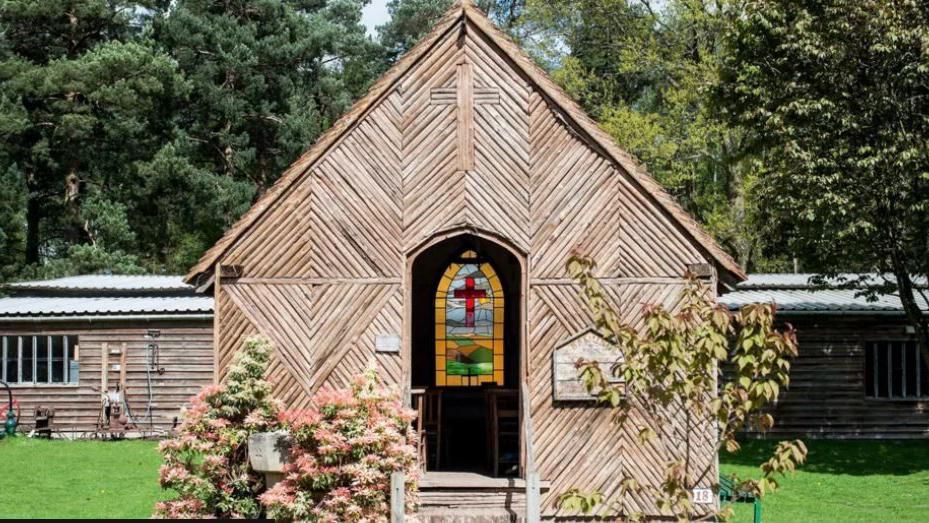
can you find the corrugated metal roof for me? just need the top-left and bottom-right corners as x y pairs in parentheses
(0, 296), (213, 318)
(737, 273), (927, 290)
(6, 275), (191, 292)
(722, 274), (929, 314)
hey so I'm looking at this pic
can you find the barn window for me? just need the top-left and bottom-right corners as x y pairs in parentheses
(865, 341), (929, 399)
(1, 335), (78, 385)
(435, 250), (504, 387)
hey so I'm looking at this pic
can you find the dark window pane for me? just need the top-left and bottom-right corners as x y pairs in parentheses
(921, 347), (929, 397)
(3, 336), (15, 383)
(891, 342), (905, 397)
(35, 336), (48, 383)
(876, 343), (889, 398)
(904, 342), (918, 397)
(865, 343), (876, 397)
(21, 336), (33, 383)
(51, 336), (65, 383)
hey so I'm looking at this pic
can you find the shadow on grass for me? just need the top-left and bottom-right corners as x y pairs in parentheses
(722, 439), (929, 477)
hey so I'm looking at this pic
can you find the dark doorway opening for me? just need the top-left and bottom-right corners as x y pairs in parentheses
(410, 234), (521, 476)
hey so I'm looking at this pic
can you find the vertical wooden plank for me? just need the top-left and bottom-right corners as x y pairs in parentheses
(214, 264), (222, 385)
(457, 60), (474, 171)
(119, 343), (128, 391)
(64, 336), (69, 384)
(101, 342), (109, 392)
(390, 471), (405, 523)
(47, 335), (52, 384)
(526, 471), (541, 523)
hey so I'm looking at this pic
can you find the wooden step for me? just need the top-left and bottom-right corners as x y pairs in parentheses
(416, 472), (549, 521)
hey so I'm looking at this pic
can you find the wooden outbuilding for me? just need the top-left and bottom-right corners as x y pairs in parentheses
(186, 1), (745, 519)
(722, 274), (929, 439)
(0, 275), (213, 436)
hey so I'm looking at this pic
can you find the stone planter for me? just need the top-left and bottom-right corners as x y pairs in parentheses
(247, 431), (292, 487)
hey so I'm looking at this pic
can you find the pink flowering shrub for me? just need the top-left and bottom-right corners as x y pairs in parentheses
(260, 370), (419, 522)
(154, 336), (279, 519)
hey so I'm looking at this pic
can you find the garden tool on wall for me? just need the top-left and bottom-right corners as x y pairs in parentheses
(0, 380), (18, 437)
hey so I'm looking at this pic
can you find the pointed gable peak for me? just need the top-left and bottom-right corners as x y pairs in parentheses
(186, 2), (744, 286)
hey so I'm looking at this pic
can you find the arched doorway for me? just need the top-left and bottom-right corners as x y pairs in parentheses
(409, 233), (522, 476)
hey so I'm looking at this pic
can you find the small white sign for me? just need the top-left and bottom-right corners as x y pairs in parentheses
(692, 487), (715, 505)
(375, 334), (401, 353)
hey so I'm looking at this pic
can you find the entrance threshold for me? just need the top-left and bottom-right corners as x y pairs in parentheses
(420, 471), (549, 491)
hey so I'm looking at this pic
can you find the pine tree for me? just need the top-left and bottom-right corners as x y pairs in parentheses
(0, 1), (186, 274)
(152, 0), (381, 191)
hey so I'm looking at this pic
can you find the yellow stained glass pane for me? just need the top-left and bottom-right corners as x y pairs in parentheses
(435, 307), (446, 323)
(479, 374), (493, 384)
(435, 324), (445, 339)
(435, 357), (446, 371)
(493, 339), (504, 354)
(435, 343), (445, 356)
(494, 307), (504, 323)
(448, 375), (462, 386)
(436, 374), (446, 386)
(493, 355), (504, 368)
(494, 371), (504, 385)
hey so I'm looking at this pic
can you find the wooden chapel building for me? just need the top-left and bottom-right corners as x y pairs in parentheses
(186, 1), (745, 519)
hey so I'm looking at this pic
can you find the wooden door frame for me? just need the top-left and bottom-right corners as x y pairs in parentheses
(404, 226), (529, 477)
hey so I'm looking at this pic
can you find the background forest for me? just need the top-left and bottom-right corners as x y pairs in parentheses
(0, 0), (926, 285)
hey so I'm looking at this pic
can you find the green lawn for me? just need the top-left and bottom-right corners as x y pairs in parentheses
(721, 440), (929, 523)
(0, 437), (927, 520)
(0, 437), (167, 518)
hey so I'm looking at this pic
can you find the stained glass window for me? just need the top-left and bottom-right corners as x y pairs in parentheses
(435, 250), (504, 387)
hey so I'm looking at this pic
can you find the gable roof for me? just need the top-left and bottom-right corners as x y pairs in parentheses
(185, 0), (745, 286)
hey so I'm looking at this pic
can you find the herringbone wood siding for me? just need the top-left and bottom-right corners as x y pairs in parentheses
(209, 10), (720, 520)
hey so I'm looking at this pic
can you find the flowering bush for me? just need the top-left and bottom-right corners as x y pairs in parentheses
(260, 370), (419, 522)
(154, 335), (279, 519)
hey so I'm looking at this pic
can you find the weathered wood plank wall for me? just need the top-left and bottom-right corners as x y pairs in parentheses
(201, 4), (729, 519)
(748, 316), (929, 439)
(1, 320), (212, 434)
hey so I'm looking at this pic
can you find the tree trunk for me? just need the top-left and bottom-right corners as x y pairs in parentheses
(25, 191), (41, 265)
(890, 253), (929, 373)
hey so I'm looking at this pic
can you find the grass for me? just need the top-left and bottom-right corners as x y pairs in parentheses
(0, 437), (926, 520)
(0, 437), (167, 518)
(721, 439), (929, 523)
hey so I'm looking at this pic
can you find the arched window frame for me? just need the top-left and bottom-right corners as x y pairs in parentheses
(434, 251), (504, 386)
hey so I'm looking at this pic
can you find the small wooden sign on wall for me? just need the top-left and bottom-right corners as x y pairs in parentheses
(552, 330), (625, 402)
(375, 334), (401, 353)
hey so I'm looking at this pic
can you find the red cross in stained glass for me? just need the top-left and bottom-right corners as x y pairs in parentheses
(454, 277), (486, 328)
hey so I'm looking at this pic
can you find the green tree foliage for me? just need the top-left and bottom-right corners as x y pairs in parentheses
(377, 0), (525, 60)
(0, 0), (384, 278)
(522, 0), (786, 270)
(152, 0), (379, 190)
(560, 255), (806, 521)
(0, 0), (184, 273)
(716, 0), (929, 368)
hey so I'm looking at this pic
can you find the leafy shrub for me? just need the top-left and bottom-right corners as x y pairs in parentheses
(260, 370), (419, 522)
(154, 335), (279, 519)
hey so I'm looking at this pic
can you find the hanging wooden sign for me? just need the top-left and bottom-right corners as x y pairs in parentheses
(552, 330), (625, 402)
